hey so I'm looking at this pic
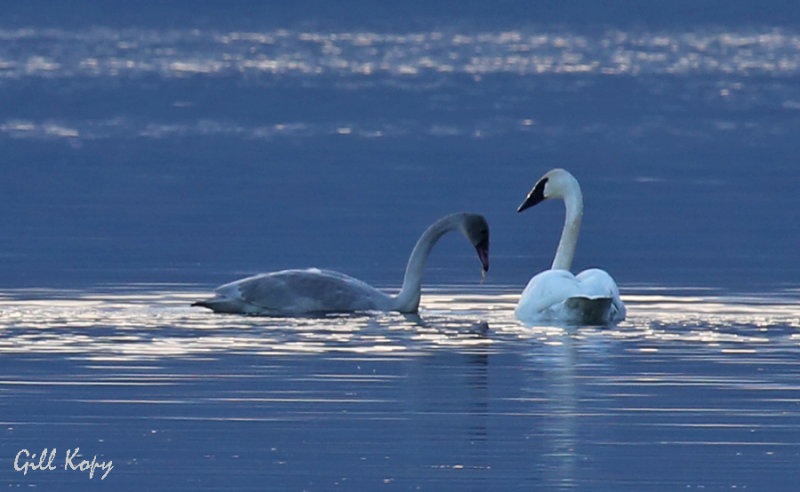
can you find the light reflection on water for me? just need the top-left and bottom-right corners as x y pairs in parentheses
(1, 286), (799, 489)
(2, 285), (797, 359)
(4, 26), (800, 144)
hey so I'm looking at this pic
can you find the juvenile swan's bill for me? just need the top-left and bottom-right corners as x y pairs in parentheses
(515, 168), (625, 325)
(193, 212), (490, 316)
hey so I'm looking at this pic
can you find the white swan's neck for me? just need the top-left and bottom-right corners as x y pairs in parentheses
(393, 214), (462, 312)
(551, 180), (583, 271)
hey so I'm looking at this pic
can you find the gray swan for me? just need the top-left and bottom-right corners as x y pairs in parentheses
(194, 212), (490, 315)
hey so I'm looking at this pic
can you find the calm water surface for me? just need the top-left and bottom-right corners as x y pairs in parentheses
(2, 1), (800, 490)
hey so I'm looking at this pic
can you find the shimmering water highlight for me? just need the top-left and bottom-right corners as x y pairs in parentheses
(2, 287), (799, 489)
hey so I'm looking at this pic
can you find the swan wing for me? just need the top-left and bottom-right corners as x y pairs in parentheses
(516, 270), (581, 319)
(199, 268), (392, 315)
(575, 268), (620, 298)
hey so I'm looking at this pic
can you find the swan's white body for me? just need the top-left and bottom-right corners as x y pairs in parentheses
(194, 213), (490, 316)
(516, 268), (624, 325)
(515, 168), (625, 325)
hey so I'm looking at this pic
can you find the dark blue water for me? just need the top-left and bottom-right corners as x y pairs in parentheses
(2, 2), (800, 490)
(3, 4), (800, 291)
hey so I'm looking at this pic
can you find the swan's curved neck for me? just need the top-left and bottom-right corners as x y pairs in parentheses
(552, 182), (583, 271)
(393, 214), (462, 313)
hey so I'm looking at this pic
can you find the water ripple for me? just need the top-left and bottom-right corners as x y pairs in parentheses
(0, 286), (798, 361)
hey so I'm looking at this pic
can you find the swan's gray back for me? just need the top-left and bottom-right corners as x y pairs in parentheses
(219, 268), (392, 314)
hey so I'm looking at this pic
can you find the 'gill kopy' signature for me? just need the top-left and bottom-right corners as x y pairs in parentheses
(14, 448), (113, 480)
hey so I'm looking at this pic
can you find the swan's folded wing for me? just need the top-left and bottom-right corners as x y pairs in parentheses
(225, 269), (389, 314)
(516, 269), (580, 316)
(575, 268), (621, 298)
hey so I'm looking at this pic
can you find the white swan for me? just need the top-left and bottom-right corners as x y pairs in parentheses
(515, 168), (625, 325)
(193, 212), (490, 315)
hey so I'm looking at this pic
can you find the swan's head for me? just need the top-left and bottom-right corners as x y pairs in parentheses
(517, 168), (579, 212)
(460, 213), (490, 275)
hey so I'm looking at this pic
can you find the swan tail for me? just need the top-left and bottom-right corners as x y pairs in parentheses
(191, 299), (212, 309)
(192, 296), (249, 314)
(564, 296), (615, 325)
